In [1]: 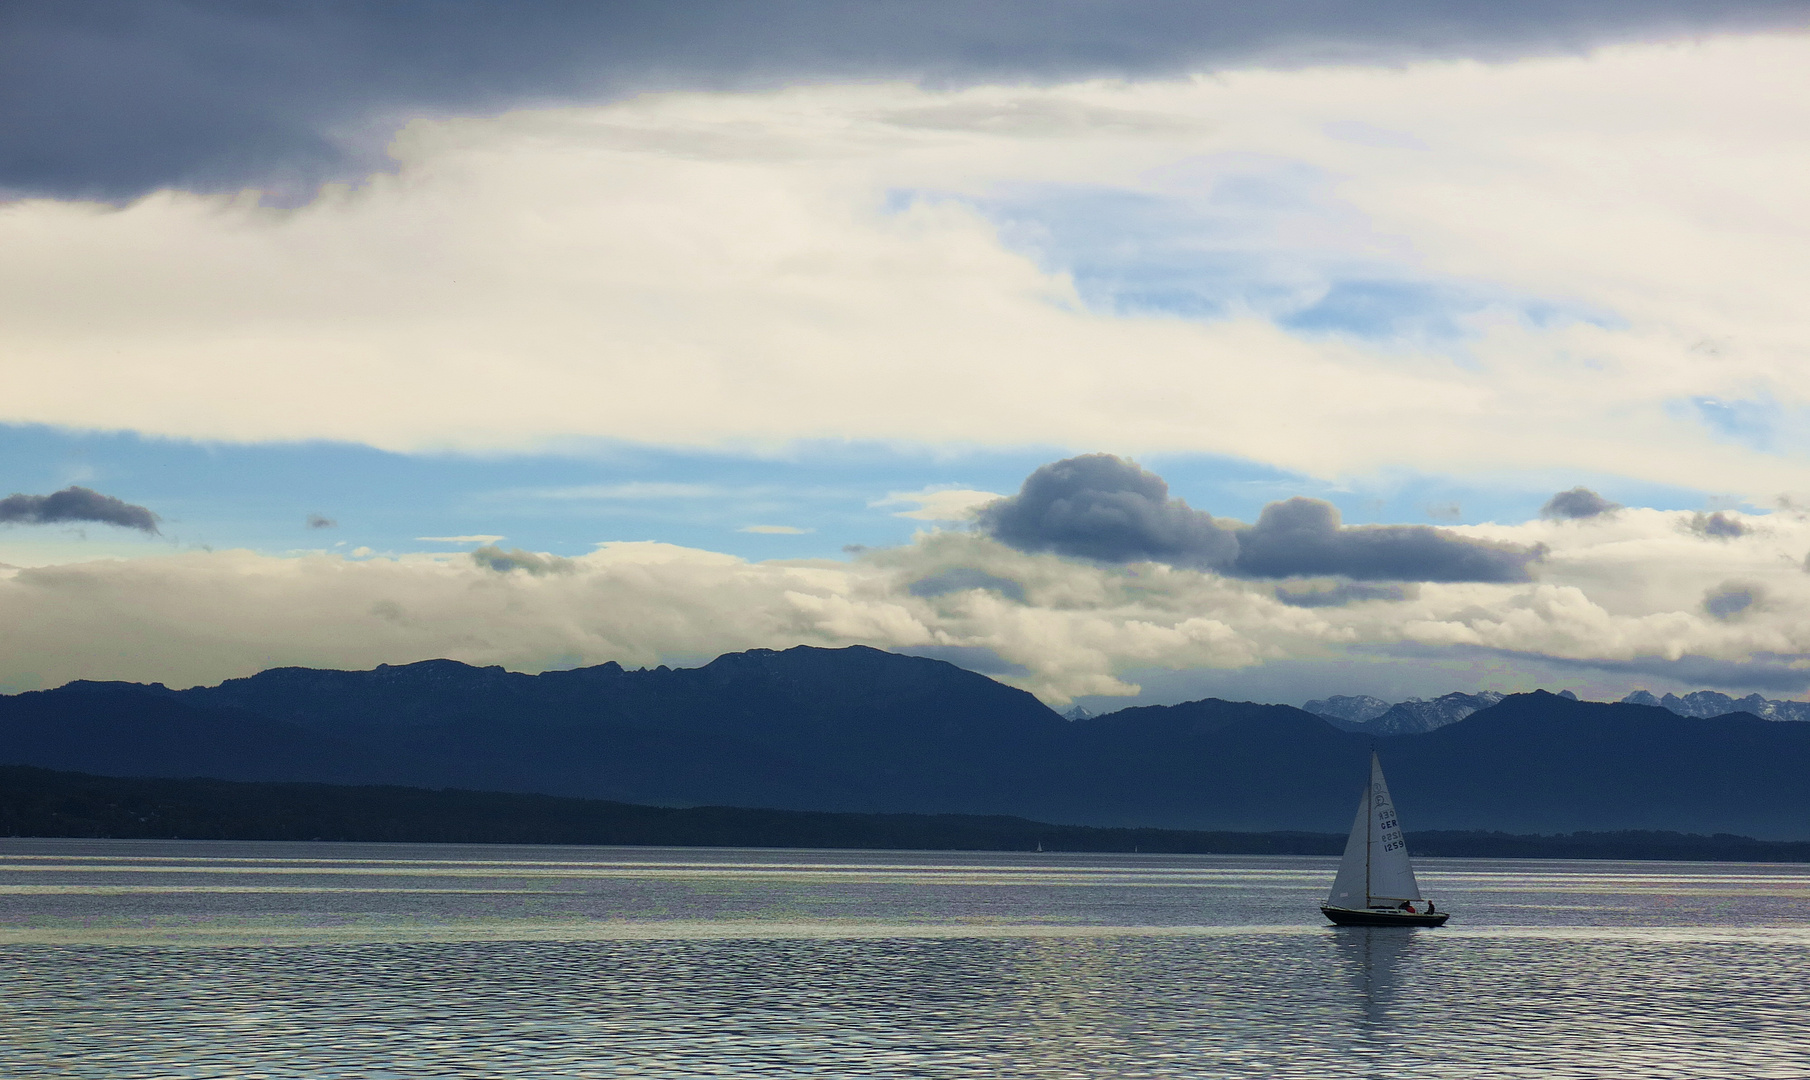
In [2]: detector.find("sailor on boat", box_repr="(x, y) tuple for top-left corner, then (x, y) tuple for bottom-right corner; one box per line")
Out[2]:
(1320, 752), (1450, 927)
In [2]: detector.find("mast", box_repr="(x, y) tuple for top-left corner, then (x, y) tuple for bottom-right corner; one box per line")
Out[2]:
(1364, 753), (1373, 905)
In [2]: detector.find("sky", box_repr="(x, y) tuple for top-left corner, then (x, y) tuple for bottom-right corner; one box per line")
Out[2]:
(4, 0), (1810, 708)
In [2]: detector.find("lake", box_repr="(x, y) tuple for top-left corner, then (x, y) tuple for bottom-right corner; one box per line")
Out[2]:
(3, 839), (1808, 1078)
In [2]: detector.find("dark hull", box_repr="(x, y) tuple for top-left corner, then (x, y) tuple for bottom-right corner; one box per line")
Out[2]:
(1321, 905), (1450, 927)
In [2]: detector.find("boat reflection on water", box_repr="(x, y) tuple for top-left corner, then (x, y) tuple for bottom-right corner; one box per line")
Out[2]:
(1332, 924), (1426, 1036)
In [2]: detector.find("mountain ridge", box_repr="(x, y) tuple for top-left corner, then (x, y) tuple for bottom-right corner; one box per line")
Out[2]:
(8, 647), (1810, 837)
(1622, 688), (1810, 723)
(1306, 690), (1506, 735)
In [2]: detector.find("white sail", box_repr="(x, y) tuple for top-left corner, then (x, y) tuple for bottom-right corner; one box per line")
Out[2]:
(1365, 754), (1422, 903)
(1326, 784), (1371, 908)
(1325, 752), (1423, 908)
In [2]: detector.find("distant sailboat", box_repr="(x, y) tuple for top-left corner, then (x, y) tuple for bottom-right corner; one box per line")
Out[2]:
(1321, 752), (1450, 927)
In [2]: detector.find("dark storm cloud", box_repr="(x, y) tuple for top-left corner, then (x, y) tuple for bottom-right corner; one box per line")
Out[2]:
(0, 486), (160, 533)
(976, 454), (1241, 570)
(470, 545), (573, 575)
(1703, 581), (1763, 620)
(1233, 497), (1542, 582)
(1686, 511), (1749, 539)
(979, 455), (1545, 582)
(908, 568), (1028, 603)
(1541, 487), (1621, 520)
(7, 1), (1807, 201)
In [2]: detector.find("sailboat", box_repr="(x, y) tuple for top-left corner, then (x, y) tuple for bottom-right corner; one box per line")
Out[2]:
(1321, 752), (1449, 927)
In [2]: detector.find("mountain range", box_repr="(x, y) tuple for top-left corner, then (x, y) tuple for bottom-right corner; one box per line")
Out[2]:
(6, 645), (1810, 838)
(1307, 687), (1810, 734)
(1620, 689), (1810, 723)
(1304, 691), (1509, 735)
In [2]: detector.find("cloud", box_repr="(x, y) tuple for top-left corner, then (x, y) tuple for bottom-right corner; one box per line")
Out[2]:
(872, 488), (1003, 522)
(1703, 580), (1763, 620)
(907, 568), (1027, 603)
(1275, 582), (1409, 608)
(305, 513), (337, 529)
(417, 535), (506, 544)
(10, 37), (1810, 513)
(470, 545), (574, 575)
(0, 486), (159, 533)
(8, 1), (1799, 200)
(977, 454), (1240, 569)
(5, 502), (1810, 704)
(739, 525), (813, 535)
(1429, 646), (1810, 694)
(1363, 641), (1810, 703)
(980, 454), (1543, 582)
(1542, 487), (1621, 520)
(1232, 496), (1544, 583)
(896, 644), (1029, 677)
(9, 44), (1810, 504)
(1686, 511), (1749, 539)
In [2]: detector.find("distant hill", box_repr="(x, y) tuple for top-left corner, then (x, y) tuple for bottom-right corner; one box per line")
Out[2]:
(1367, 694), (1810, 837)
(7, 764), (1810, 863)
(8, 647), (1810, 837)
(26, 647), (1073, 813)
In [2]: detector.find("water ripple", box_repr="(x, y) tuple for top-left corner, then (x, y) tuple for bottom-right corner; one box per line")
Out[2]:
(2, 840), (1807, 1078)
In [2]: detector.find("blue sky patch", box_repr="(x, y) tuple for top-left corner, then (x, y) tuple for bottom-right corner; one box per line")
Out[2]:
(1279, 278), (1480, 339)
(1688, 395), (1780, 453)
(900, 168), (1611, 348)
(0, 424), (1733, 566)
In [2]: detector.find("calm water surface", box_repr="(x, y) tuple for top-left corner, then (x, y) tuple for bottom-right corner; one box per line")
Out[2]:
(4, 839), (1809, 1078)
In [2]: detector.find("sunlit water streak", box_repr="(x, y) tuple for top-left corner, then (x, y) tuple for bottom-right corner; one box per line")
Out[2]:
(3, 839), (1808, 1078)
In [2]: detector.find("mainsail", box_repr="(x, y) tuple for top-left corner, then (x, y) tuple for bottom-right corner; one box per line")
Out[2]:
(1326, 752), (1423, 909)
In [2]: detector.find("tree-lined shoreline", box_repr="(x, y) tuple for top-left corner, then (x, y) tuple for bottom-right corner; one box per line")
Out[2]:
(7, 765), (1809, 863)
